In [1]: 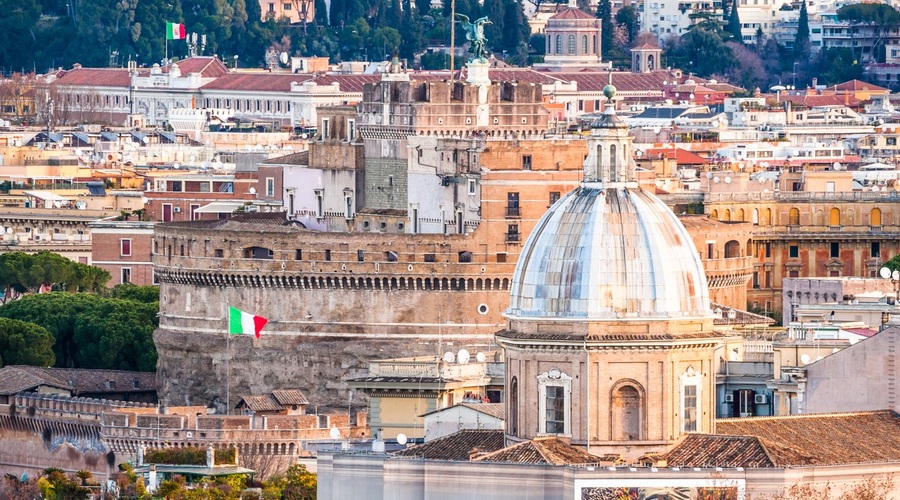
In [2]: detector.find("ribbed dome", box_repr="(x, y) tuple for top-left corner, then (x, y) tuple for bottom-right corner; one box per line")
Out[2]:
(507, 185), (710, 320)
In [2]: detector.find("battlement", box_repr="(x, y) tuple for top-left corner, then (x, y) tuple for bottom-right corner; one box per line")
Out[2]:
(8, 393), (152, 422)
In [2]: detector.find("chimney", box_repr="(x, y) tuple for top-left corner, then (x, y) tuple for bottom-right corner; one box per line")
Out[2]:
(812, 77), (818, 89)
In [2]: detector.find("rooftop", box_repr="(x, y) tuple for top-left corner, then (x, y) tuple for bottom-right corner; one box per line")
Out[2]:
(393, 429), (506, 460)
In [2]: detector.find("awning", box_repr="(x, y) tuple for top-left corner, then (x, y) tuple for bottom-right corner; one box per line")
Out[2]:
(194, 201), (246, 214)
(22, 190), (72, 202)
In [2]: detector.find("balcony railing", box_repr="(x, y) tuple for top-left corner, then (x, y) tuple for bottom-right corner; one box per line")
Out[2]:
(506, 232), (520, 242)
(506, 207), (521, 218)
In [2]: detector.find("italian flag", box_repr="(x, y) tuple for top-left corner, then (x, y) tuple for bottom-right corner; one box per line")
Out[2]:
(229, 307), (267, 338)
(166, 22), (186, 40)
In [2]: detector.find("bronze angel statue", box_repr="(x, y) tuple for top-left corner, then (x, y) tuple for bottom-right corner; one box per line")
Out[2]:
(455, 14), (492, 61)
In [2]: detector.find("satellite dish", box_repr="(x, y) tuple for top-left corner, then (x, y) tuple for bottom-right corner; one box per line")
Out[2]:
(280, 52), (289, 65)
(173, 162), (181, 169)
(457, 349), (470, 365)
(443, 351), (455, 363)
(881, 267), (892, 279)
(397, 433), (408, 445)
(894, 270), (900, 280)
(5, 227), (10, 234)
(329, 426), (340, 439)
(713, 177), (721, 184)
(476, 352), (486, 363)
(800, 354), (811, 365)
(833, 162), (842, 170)
(724, 176), (732, 184)
(249, 187), (257, 194)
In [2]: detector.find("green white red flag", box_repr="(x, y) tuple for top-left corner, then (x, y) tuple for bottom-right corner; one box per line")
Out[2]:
(229, 307), (267, 338)
(166, 22), (186, 40)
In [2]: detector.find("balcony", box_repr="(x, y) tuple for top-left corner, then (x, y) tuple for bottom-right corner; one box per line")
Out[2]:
(506, 232), (520, 243)
(506, 206), (521, 218)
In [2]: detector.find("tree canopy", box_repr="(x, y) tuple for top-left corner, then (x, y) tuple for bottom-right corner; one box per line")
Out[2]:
(0, 317), (55, 368)
(0, 252), (109, 302)
(0, 293), (158, 371)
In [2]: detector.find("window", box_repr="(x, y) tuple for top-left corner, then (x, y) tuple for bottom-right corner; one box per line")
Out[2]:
(424, 253), (436, 263)
(612, 383), (643, 440)
(537, 369), (572, 435)
(120, 239), (132, 257)
(765, 242), (772, 258)
(507, 224), (520, 242)
(215, 249), (224, 258)
(321, 118), (330, 139)
(830, 207), (841, 226)
(266, 177), (275, 197)
(522, 155), (532, 171)
(789, 245), (799, 258)
(347, 119), (356, 141)
(873, 242), (881, 258)
(830, 242), (840, 258)
(506, 192), (520, 217)
(458, 251), (472, 263)
(555, 34), (562, 54)
(468, 179), (476, 195)
(568, 34), (576, 54)
(295, 249), (302, 260)
(497, 252), (507, 263)
(357, 250), (364, 262)
(121, 268), (132, 284)
(582, 34), (588, 53)
(549, 192), (560, 205)
(324, 249), (332, 261)
(385, 251), (398, 262)
(283, 2), (291, 9)
(872, 208), (882, 226)
(314, 189), (323, 217)
(789, 207), (800, 225)
(680, 366), (701, 433)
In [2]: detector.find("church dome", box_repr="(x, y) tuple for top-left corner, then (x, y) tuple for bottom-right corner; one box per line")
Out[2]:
(507, 184), (710, 321)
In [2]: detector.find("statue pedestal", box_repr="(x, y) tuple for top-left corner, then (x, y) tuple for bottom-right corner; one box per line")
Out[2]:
(466, 59), (491, 86)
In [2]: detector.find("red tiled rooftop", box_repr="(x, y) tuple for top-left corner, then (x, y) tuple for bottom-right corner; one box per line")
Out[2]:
(833, 79), (889, 93)
(55, 68), (133, 88)
(473, 437), (598, 465)
(393, 429), (505, 460)
(201, 73), (314, 92)
(167, 57), (229, 78)
(549, 7), (596, 20)
(644, 147), (710, 164)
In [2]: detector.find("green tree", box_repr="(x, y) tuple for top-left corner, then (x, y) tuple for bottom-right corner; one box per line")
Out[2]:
(726, 0), (743, 43)
(614, 6), (638, 45)
(794, 0), (810, 59)
(110, 283), (160, 303)
(399, 0), (425, 59)
(0, 0), (42, 71)
(883, 253), (900, 273)
(0, 317), (55, 368)
(596, 0), (614, 59)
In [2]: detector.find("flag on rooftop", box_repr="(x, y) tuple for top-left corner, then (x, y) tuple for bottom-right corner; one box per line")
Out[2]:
(166, 22), (186, 40)
(229, 307), (267, 338)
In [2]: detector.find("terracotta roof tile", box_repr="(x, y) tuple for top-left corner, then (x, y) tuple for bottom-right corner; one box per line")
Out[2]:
(714, 410), (900, 466)
(473, 437), (598, 465)
(237, 395), (283, 412)
(168, 57), (229, 78)
(261, 151), (309, 165)
(272, 389), (309, 406)
(0, 366), (72, 396)
(833, 79), (889, 92)
(55, 68), (132, 88)
(315, 74), (382, 93)
(644, 147), (710, 164)
(549, 7), (596, 19)
(201, 73), (314, 92)
(393, 429), (505, 460)
(0, 366), (155, 396)
(666, 434), (777, 467)
(461, 403), (505, 419)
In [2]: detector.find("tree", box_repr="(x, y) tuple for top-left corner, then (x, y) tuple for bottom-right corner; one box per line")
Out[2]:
(726, 0), (743, 43)
(883, 253), (900, 273)
(794, 0), (810, 60)
(263, 464), (317, 500)
(109, 283), (160, 303)
(615, 6), (638, 46)
(0, 317), (55, 368)
(596, 0), (614, 59)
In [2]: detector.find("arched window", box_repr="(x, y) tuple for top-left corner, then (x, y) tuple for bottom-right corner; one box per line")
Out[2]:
(737, 208), (745, 221)
(830, 207), (841, 226)
(724, 240), (741, 258)
(789, 207), (800, 225)
(555, 34), (562, 54)
(648, 54), (655, 70)
(871, 207), (882, 226)
(710, 209), (718, 220)
(592, 35), (597, 54)
(609, 144), (618, 182)
(752, 208), (759, 225)
(568, 34), (576, 54)
(724, 209), (731, 221)
(764, 208), (772, 226)
(611, 383), (643, 441)
(582, 35), (588, 54)
(509, 376), (519, 436)
(596, 145), (604, 180)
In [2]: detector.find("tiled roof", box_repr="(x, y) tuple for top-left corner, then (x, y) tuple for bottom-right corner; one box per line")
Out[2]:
(0, 366), (72, 396)
(781, 94), (860, 107)
(495, 330), (727, 342)
(461, 403), (505, 419)
(0, 366), (155, 396)
(666, 435), (776, 467)
(844, 327), (879, 338)
(168, 57), (229, 78)
(315, 74), (382, 93)
(201, 73), (313, 92)
(714, 410), (900, 466)
(54, 68), (132, 88)
(473, 437), (598, 465)
(393, 429), (505, 460)
(833, 79), (889, 92)
(272, 389), (309, 406)
(549, 7), (596, 20)
(237, 395), (284, 412)
(554, 71), (682, 92)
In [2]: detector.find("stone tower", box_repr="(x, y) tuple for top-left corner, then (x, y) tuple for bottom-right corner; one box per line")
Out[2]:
(496, 84), (722, 461)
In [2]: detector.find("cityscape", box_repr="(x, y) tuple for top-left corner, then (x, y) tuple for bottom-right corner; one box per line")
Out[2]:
(2, 0), (900, 498)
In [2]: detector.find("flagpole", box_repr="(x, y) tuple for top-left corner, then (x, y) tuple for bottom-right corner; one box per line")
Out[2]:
(226, 330), (231, 415)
